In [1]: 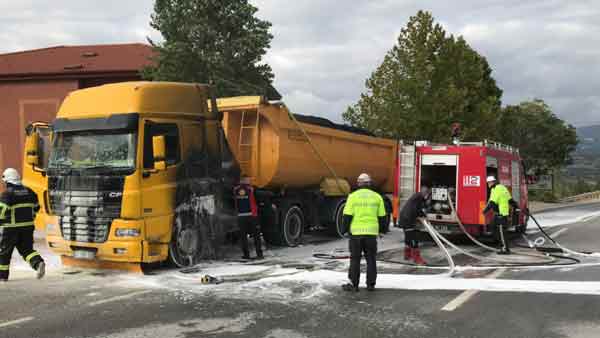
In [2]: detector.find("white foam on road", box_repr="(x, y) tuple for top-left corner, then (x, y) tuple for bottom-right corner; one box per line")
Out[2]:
(529, 209), (600, 231)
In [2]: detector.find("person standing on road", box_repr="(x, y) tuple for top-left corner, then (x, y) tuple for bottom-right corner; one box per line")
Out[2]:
(0, 168), (45, 281)
(483, 176), (517, 254)
(397, 186), (431, 265)
(341, 173), (387, 292)
(234, 177), (263, 260)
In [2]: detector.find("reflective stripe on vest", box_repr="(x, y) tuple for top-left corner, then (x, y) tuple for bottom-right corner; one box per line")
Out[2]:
(0, 264), (9, 271)
(0, 203), (36, 227)
(0, 202), (8, 219)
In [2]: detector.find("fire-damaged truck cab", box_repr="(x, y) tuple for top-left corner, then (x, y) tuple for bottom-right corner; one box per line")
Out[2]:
(394, 140), (528, 236)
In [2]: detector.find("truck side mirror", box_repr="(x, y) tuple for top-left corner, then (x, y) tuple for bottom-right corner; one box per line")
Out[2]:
(152, 135), (166, 171)
(25, 132), (40, 166)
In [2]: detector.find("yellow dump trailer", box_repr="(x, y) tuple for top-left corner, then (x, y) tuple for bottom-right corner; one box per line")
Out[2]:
(218, 96), (397, 192)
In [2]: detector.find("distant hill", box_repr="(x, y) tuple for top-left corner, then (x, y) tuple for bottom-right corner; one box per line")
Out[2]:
(577, 125), (600, 155)
(566, 125), (600, 182)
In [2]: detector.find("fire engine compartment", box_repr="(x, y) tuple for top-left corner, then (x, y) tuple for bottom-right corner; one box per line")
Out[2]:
(420, 164), (457, 217)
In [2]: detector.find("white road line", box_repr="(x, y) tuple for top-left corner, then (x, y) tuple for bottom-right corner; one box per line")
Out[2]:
(550, 228), (568, 239)
(0, 317), (34, 329)
(88, 290), (152, 307)
(441, 268), (505, 312)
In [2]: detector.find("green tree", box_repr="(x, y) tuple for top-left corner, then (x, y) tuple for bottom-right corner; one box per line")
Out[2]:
(497, 99), (578, 174)
(143, 0), (276, 98)
(343, 10), (502, 141)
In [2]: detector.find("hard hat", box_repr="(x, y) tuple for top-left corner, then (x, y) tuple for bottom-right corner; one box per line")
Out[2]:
(2, 168), (21, 185)
(357, 173), (372, 184)
(486, 176), (497, 183)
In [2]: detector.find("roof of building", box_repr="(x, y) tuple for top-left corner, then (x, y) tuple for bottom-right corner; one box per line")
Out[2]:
(0, 43), (155, 80)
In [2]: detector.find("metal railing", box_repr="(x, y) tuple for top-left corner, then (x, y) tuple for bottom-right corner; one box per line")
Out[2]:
(558, 191), (600, 203)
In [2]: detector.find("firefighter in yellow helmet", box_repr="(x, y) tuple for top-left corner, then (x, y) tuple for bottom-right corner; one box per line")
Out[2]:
(341, 173), (387, 292)
(0, 168), (45, 281)
(483, 176), (518, 254)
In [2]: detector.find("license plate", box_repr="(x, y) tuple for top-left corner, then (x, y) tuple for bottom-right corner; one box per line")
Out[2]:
(73, 250), (96, 260)
(434, 225), (452, 234)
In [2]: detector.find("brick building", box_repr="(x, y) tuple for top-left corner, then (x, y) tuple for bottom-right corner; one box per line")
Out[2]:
(0, 43), (154, 173)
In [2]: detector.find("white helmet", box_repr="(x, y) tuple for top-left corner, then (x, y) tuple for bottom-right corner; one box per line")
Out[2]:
(486, 176), (497, 183)
(357, 173), (372, 185)
(2, 168), (21, 185)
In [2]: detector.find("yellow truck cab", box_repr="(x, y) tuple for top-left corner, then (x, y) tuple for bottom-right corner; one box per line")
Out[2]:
(23, 82), (240, 268)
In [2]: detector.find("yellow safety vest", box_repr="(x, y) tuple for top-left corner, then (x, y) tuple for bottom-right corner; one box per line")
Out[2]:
(343, 188), (386, 236)
(489, 184), (512, 217)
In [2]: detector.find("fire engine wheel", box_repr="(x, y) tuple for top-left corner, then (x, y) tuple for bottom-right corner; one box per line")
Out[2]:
(168, 216), (201, 268)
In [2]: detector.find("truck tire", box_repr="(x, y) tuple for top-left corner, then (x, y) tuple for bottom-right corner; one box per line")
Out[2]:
(263, 202), (304, 247)
(328, 200), (347, 238)
(168, 213), (201, 268)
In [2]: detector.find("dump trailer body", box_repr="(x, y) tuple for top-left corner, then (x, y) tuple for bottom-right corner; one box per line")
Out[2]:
(217, 96), (397, 192)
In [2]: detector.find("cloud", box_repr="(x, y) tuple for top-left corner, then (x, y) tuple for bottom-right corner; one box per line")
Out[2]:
(0, 1), (599, 126)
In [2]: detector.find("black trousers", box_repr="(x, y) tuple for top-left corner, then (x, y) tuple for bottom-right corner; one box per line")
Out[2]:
(348, 235), (378, 287)
(492, 216), (510, 251)
(0, 226), (44, 280)
(239, 216), (263, 258)
(403, 225), (419, 248)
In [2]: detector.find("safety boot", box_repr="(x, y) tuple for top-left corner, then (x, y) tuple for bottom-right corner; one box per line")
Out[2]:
(412, 248), (427, 265)
(404, 246), (412, 260)
(36, 261), (45, 280)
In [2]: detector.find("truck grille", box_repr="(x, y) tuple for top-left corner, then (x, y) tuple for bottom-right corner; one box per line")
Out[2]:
(49, 175), (125, 243)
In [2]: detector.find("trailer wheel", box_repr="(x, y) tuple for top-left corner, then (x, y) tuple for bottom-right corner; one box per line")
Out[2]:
(168, 214), (201, 268)
(328, 200), (347, 238)
(281, 205), (304, 246)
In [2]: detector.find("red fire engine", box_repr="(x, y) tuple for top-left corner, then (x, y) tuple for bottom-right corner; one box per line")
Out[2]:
(393, 140), (528, 236)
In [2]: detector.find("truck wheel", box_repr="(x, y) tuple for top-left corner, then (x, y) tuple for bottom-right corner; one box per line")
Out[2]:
(328, 200), (346, 238)
(168, 214), (200, 268)
(281, 205), (304, 247)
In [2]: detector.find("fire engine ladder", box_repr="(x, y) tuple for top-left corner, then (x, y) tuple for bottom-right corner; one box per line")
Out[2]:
(238, 110), (260, 180)
(398, 143), (416, 210)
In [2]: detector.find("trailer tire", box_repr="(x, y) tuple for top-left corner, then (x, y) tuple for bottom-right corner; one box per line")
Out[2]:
(263, 202), (304, 247)
(328, 200), (347, 238)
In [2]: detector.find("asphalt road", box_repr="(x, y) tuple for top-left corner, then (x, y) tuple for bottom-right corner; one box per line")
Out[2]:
(1, 202), (600, 338)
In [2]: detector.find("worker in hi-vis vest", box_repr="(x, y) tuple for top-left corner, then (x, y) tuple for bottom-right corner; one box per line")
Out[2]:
(483, 176), (518, 254)
(341, 173), (387, 292)
(0, 168), (45, 281)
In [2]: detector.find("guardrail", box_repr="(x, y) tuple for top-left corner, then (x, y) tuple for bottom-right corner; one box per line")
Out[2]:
(558, 191), (600, 203)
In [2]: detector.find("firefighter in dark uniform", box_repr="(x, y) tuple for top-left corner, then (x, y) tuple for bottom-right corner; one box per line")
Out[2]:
(341, 173), (387, 292)
(483, 176), (518, 254)
(397, 186), (430, 265)
(234, 177), (263, 259)
(0, 168), (45, 281)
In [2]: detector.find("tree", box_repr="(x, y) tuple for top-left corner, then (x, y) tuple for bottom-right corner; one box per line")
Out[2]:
(497, 99), (578, 173)
(343, 10), (502, 141)
(143, 0), (277, 98)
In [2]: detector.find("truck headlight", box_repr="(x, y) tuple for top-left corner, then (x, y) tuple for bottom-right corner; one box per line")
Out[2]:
(115, 229), (141, 237)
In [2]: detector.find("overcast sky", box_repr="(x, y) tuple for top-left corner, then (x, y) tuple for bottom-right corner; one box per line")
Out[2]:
(1, 1), (599, 126)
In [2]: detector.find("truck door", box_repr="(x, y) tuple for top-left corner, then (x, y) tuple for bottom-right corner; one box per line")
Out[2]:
(140, 120), (180, 240)
(22, 122), (52, 230)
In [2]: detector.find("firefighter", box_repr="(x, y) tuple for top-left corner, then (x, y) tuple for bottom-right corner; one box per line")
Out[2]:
(483, 176), (517, 254)
(341, 173), (387, 292)
(234, 177), (263, 260)
(397, 186), (431, 265)
(0, 168), (45, 281)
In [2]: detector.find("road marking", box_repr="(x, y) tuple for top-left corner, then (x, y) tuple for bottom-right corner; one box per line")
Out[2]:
(441, 268), (505, 312)
(550, 228), (568, 239)
(0, 317), (34, 329)
(88, 290), (152, 307)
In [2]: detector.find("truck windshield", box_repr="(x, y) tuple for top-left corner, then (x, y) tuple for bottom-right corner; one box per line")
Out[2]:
(49, 131), (137, 170)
